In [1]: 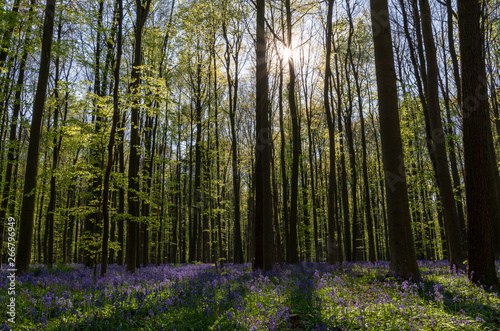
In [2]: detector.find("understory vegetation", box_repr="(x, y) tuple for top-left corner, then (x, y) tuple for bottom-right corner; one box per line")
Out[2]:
(1, 261), (499, 330)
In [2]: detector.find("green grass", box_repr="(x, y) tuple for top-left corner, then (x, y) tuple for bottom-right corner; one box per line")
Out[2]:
(1, 261), (499, 330)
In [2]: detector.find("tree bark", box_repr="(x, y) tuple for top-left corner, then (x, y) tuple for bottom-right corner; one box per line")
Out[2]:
(346, 4), (375, 262)
(45, 21), (63, 267)
(285, 0), (300, 264)
(0, 2), (32, 267)
(458, 0), (499, 288)
(278, 59), (289, 261)
(101, 0), (122, 275)
(222, 24), (243, 263)
(324, 0), (339, 265)
(369, 0), (419, 278)
(16, 0), (57, 275)
(254, 0), (274, 271)
(127, 0), (151, 273)
(419, 0), (465, 269)
(117, 110), (126, 265)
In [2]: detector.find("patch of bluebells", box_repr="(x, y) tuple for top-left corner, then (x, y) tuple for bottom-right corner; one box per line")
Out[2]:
(0, 260), (498, 330)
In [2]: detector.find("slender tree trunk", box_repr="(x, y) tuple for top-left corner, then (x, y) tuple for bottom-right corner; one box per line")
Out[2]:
(439, 49), (466, 245)
(324, 0), (339, 265)
(127, 0), (151, 273)
(223, 25), (243, 263)
(343, 2), (361, 261)
(0, 4), (32, 265)
(16, 0), (57, 275)
(345, 72), (359, 261)
(45, 18), (67, 267)
(117, 112), (126, 266)
(305, 86), (319, 261)
(345, 2), (375, 262)
(83, 0), (106, 269)
(278, 60), (289, 261)
(285, 0), (300, 264)
(191, 60), (203, 262)
(331, 35), (351, 262)
(358, 82), (375, 262)
(202, 129), (210, 263)
(101, 0), (122, 275)
(213, 49), (222, 267)
(271, 147), (282, 264)
(63, 149), (80, 264)
(188, 104), (195, 262)
(254, 0), (274, 271)
(35, 154), (48, 263)
(176, 112), (183, 263)
(158, 134), (167, 265)
(419, 0), (465, 269)
(446, 0), (462, 109)
(141, 112), (156, 266)
(360, 88), (375, 262)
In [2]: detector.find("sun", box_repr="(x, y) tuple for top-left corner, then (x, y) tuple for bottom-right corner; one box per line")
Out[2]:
(282, 46), (293, 62)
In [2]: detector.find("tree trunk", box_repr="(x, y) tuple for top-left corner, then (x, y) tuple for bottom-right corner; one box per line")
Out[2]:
(0, 4), (32, 266)
(222, 24), (243, 263)
(254, 0), (274, 271)
(369, 0), (419, 278)
(304, 81), (319, 261)
(127, 0), (151, 273)
(285, 0), (300, 264)
(192, 60), (203, 262)
(345, 1), (375, 262)
(117, 111), (126, 266)
(459, 0), (499, 288)
(331, 35), (351, 262)
(439, 47), (466, 248)
(419, 0), (465, 269)
(324, 0), (339, 265)
(101, 0), (122, 275)
(16, 0), (57, 275)
(278, 60), (289, 261)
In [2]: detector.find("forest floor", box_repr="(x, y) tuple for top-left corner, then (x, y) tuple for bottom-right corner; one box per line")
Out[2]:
(1, 260), (499, 330)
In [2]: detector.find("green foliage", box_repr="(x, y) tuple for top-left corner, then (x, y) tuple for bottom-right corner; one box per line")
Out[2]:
(6, 262), (500, 330)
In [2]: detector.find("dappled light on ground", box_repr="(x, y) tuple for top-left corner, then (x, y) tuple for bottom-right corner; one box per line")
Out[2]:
(1, 261), (499, 330)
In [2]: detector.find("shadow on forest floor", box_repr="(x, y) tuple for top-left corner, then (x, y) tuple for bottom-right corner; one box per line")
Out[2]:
(415, 277), (500, 329)
(54, 267), (251, 331)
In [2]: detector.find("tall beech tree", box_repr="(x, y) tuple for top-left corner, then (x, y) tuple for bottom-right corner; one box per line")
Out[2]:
(222, 13), (244, 264)
(369, 0), (419, 278)
(324, 0), (339, 265)
(254, 0), (274, 271)
(346, 0), (375, 262)
(344, 0), (360, 261)
(458, 0), (500, 288)
(285, 0), (300, 264)
(127, 0), (152, 274)
(45, 19), (64, 267)
(83, 0), (106, 268)
(331, 31), (351, 262)
(101, 0), (123, 276)
(418, 0), (465, 269)
(16, 0), (57, 275)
